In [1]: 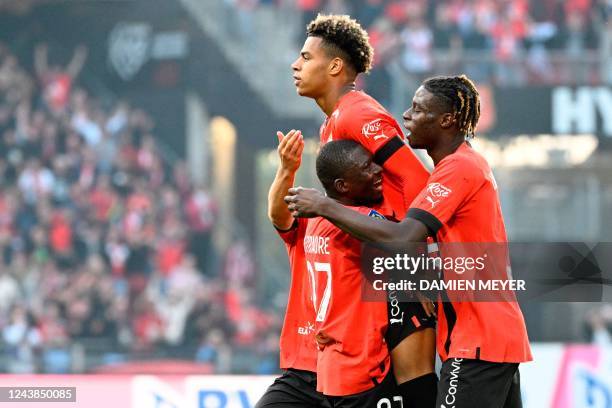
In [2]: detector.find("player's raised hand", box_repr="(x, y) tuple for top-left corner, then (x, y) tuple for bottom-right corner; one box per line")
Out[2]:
(284, 187), (328, 218)
(276, 129), (304, 173)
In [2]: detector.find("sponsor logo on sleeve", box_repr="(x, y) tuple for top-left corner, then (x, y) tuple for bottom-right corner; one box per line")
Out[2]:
(425, 183), (452, 208)
(426, 196), (439, 208)
(362, 119), (384, 138)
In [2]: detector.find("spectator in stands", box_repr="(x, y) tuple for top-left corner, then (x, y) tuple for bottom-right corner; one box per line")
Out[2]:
(2, 305), (42, 373)
(585, 305), (612, 346)
(594, 0), (612, 83)
(357, 0), (386, 28)
(131, 295), (163, 351)
(559, 12), (597, 83)
(297, 0), (323, 39)
(0, 41), (270, 374)
(399, 12), (434, 80)
(195, 328), (231, 373)
(322, 0), (350, 15)
(0, 269), (20, 317)
(34, 43), (87, 116)
(185, 185), (217, 276)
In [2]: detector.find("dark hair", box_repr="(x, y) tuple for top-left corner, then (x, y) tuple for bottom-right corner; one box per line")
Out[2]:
(307, 14), (373, 74)
(316, 140), (363, 192)
(422, 74), (481, 138)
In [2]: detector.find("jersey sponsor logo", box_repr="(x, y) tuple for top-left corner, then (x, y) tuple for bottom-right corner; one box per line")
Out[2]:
(387, 289), (404, 325)
(427, 182), (452, 197)
(373, 134), (389, 141)
(362, 119), (384, 138)
(441, 358), (463, 408)
(368, 209), (386, 220)
(425, 182), (452, 208)
(425, 196), (439, 208)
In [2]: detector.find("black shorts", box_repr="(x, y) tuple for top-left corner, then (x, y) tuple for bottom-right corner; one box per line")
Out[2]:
(255, 369), (330, 408)
(437, 358), (523, 408)
(384, 287), (436, 350)
(327, 369), (403, 408)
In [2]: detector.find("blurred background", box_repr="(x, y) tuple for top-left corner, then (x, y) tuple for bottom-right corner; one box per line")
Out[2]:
(0, 0), (611, 406)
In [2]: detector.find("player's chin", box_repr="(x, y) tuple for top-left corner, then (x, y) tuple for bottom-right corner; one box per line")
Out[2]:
(407, 136), (425, 149)
(295, 85), (309, 97)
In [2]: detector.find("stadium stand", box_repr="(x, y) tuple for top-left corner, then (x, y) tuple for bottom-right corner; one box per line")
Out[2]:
(0, 41), (280, 374)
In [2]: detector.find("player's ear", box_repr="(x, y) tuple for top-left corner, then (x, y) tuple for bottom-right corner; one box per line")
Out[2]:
(329, 57), (343, 76)
(440, 112), (456, 129)
(334, 178), (348, 194)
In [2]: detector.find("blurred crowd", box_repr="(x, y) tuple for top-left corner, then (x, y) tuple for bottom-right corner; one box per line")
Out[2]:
(0, 42), (280, 374)
(586, 304), (612, 346)
(226, 0), (612, 91)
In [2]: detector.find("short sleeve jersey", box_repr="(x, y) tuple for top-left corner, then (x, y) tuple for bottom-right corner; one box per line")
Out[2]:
(319, 90), (429, 218)
(304, 208), (390, 396)
(276, 219), (318, 372)
(407, 142), (532, 363)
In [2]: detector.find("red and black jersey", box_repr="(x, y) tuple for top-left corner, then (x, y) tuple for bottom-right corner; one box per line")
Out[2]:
(276, 219), (318, 372)
(408, 142), (532, 363)
(319, 90), (430, 218)
(304, 207), (390, 396)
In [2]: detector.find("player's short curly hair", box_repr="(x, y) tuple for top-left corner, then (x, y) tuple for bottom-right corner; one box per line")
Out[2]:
(307, 14), (373, 74)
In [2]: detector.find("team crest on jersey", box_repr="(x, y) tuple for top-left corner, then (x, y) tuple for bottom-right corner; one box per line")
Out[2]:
(362, 119), (383, 138)
(368, 209), (386, 220)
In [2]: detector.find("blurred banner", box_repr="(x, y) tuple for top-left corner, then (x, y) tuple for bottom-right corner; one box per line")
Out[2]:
(0, 345), (611, 407)
(484, 86), (612, 141)
(522, 344), (612, 408)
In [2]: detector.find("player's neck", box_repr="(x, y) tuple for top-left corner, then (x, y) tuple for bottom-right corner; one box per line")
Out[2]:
(327, 193), (356, 207)
(316, 83), (355, 117)
(428, 137), (465, 166)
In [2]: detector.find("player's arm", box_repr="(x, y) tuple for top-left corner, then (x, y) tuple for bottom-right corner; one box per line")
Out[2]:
(285, 187), (428, 251)
(377, 139), (430, 206)
(285, 157), (476, 247)
(267, 129), (304, 230)
(66, 44), (88, 79)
